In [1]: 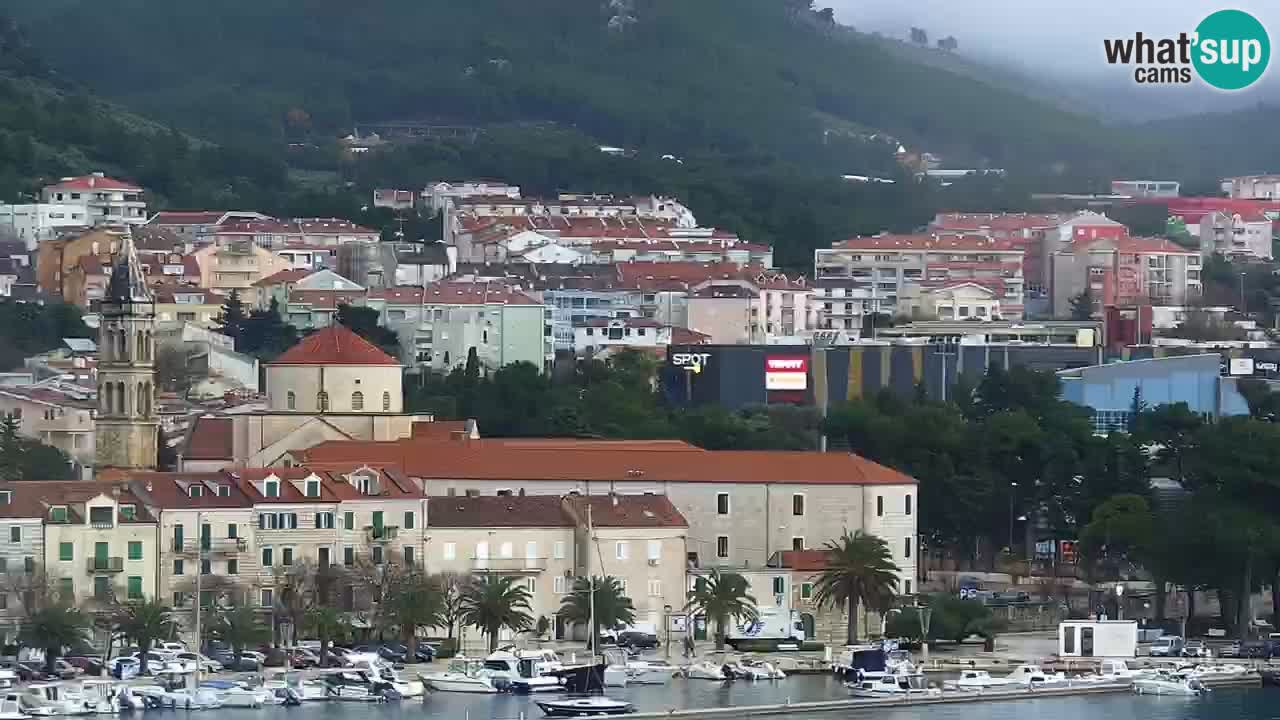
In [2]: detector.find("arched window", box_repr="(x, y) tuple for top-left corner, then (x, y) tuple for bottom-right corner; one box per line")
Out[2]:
(102, 383), (113, 413)
(116, 330), (125, 360)
(317, 391), (329, 412)
(137, 384), (146, 417)
(143, 331), (152, 362)
(116, 382), (126, 415)
(286, 391), (296, 410)
(144, 382), (152, 416)
(351, 391), (364, 411)
(136, 331), (143, 361)
(382, 392), (391, 411)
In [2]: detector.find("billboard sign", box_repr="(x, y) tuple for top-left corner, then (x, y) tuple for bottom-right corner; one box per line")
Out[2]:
(765, 355), (808, 390)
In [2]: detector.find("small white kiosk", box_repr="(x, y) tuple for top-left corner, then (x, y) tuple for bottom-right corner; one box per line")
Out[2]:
(1059, 620), (1138, 658)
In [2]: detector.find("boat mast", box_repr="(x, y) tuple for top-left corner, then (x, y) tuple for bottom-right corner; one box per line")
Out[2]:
(587, 501), (595, 660)
(194, 510), (202, 676)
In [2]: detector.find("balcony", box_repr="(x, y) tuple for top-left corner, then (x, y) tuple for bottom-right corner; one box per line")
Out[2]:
(366, 526), (399, 542)
(172, 538), (246, 555)
(471, 557), (547, 573)
(86, 557), (123, 573)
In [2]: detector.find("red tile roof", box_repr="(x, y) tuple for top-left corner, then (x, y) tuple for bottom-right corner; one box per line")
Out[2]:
(831, 233), (1023, 252)
(1077, 235), (1197, 255)
(253, 268), (314, 287)
(0, 481), (154, 522)
(215, 218), (377, 236)
(671, 327), (712, 345)
(566, 494), (687, 528)
(932, 213), (1065, 232)
(425, 494), (687, 528)
(185, 417), (234, 460)
(269, 324), (400, 366)
(295, 438), (915, 486)
(774, 549), (831, 571)
(369, 283), (540, 306)
(149, 211), (227, 226)
(46, 175), (141, 192)
(130, 472), (250, 509)
(286, 289), (365, 309)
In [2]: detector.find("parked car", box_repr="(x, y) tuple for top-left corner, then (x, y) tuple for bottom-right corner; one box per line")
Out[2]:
(64, 656), (105, 676)
(176, 652), (222, 673)
(286, 649), (317, 668)
(385, 643), (434, 663)
(1242, 640), (1271, 659)
(0, 661), (40, 682)
(1149, 635), (1185, 657)
(352, 644), (407, 664)
(987, 591), (1031, 605)
(209, 652), (260, 672)
(1181, 641), (1209, 658)
(617, 631), (660, 650)
(108, 657), (140, 679)
(1220, 640), (1242, 658)
(156, 642), (187, 654)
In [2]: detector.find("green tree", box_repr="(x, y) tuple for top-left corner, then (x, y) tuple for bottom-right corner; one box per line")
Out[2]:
(303, 606), (347, 667)
(214, 289), (248, 347)
(0, 415), (21, 481)
(438, 572), (468, 643)
(336, 304), (400, 359)
(113, 599), (177, 676)
(385, 572), (443, 660)
(811, 531), (900, 644)
(684, 569), (757, 651)
(460, 575), (534, 652)
(558, 576), (635, 651)
(206, 605), (269, 668)
(19, 605), (89, 675)
(239, 298), (301, 362)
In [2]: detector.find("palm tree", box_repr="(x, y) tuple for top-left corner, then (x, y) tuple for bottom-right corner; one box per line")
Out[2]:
(19, 605), (89, 675)
(811, 530), (900, 645)
(112, 600), (176, 676)
(460, 575), (533, 652)
(684, 569), (757, 651)
(558, 576), (635, 652)
(384, 572), (443, 661)
(304, 606), (347, 667)
(206, 606), (269, 668)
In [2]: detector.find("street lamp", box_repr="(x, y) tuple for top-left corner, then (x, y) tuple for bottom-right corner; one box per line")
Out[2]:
(664, 605), (673, 661)
(1115, 584), (1125, 621)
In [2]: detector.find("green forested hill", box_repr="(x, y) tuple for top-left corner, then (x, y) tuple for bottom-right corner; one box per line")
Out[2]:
(2, 0), (1162, 179)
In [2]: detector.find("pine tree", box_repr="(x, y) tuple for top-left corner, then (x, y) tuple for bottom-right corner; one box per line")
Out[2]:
(214, 289), (248, 348)
(0, 415), (20, 481)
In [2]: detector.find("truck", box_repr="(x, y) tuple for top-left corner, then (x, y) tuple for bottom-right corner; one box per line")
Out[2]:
(726, 609), (806, 651)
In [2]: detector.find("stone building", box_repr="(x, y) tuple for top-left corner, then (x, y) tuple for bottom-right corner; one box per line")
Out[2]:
(95, 230), (157, 471)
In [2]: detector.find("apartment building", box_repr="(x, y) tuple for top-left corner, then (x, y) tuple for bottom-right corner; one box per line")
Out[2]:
(152, 288), (226, 328)
(1199, 210), (1273, 259)
(0, 385), (96, 476)
(427, 494), (688, 645)
(210, 218), (379, 250)
(0, 203), (88, 250)
(0, 486), (46, 644)
(41, 174), (147, 226)
(1051, 236), (1201, 318)
(145, 211), (271, 246)
(1225, 175), (1280, 200)
(814, 234), (1026, 329)
(192, 241), (291, 306)
(424, 180), (521, 215)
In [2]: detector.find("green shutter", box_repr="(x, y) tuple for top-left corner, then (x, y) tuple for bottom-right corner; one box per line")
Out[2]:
(59, 542), (73, 561)
(372, 511), (383, 529)
(127, 576), (142, 600)
(227, 523), (238, 539)
(173, 524), (184, 551)
(58, 577), (73, 599)
(344, 511), (353, 530)
(93, 576), (109, 599)
(404, 511), (414, 529)
(128, 541), (142, 560)
(50, 507), (67, 523)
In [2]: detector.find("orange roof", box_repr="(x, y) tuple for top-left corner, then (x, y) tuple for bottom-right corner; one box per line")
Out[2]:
(287, 289), (365, 309)
(254, 268), (314, 287)
(775, 549), (831, 571)
(932, 213), (1064, 232)
(426, 494), (686, 528)
(46, 175), (141, 192)
(295, 438), (915, 486)
(268, 324), (399, 366)
(369, 283), (540, 306)
(1077, 235), (1197, 255)
(831, 233), (1023, 252)
(149, 211), (227, 225)
(185, 417), (233, 460)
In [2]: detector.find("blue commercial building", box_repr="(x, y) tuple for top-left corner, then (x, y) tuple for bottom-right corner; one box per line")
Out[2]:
(1057, 354), (1250, 434)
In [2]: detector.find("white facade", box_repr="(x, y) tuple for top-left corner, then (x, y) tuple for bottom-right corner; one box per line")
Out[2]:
(1199, 211), (1273, 259)
(41, 174), (147, 227)
(0, 204), (89, 250)
(1226, 175), (1280, 200)
(265, 364), (403, 414)
(574, 319), (670, 356)
(0, 388), (95, 475)
(424, 181), (521, 215)
(897, 282), (1003, 321)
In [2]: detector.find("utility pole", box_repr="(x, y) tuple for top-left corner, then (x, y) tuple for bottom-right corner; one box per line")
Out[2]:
(193, 511), (202, 678)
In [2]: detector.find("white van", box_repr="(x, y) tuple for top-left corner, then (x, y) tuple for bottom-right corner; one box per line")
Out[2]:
(1149, 635), (1185, 657)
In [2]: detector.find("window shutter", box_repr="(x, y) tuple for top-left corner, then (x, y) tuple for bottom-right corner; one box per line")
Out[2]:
(291, 513), (299, 529)
(258, 515), (266, 530)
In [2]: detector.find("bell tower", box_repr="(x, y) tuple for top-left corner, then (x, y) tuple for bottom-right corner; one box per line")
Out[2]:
(95, 228), (157, 472)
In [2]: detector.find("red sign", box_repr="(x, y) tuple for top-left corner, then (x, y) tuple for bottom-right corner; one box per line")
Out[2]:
(765, 356), (808, 390)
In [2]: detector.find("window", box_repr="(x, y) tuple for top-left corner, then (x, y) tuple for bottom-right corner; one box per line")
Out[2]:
(261, 547), (273, 566)
(615, 541), (629, 561)
(800, 582), (813, 600)
(553, 541), (565, 560)
(189, 485), (203, 498)
(792, 537), (804, 551)
(127, 576), (143, 600)
(372, 511), (385, 530)
(227, 559), (238, 575)
(443, 542), (456, 561)
(260, 588), (274, 608)
(173, 524), (184, 551)
(344, 511), (354, 530)
(772, 576), (785, 595)
(217, 485), (231, 497)
(372, 546), (383, 565)
(648, 579), (662, 597)
(904, 537), (911, 559)
(792, 494), (805, 516)
(305, 479), (319, 497)
(59, 542), (73, 561)
(128, 541), (142, 560)
(8, 527), (18, 543)
(0, 491), (11, 505)
(343, 546), (354, 566)
(716, 493), (730, 515)
(200, 559), (211, 575)
(524, 577), (536, 594)
(404, 546), (415, 565)
(876, 496), (884, 517)
(647, 540), (661, 561)
(553, 576), (566, 594)
(618, 579), (628, 594)
(264, 480), (280, 498)
(382, 392), (391, 411)
(716, 536), (729, 558)
(22, 556), (31, 573)
(50, 506), (68, 523)
(351, 391), (364, 411)
(282, 548), (294, 566)
(173, 559), (184, 576)
(58, 578), (73, 600)
(317, 392), (329, 411)
(315, 512), (334, 529)
(286, 391), (296, 410)
(227, 523), (238, 539)
(94, 576), (110, 600)
(905, 494), (912, 516)
(173, 592), (187, 608)
(904, 580), (912, 595)
(404, 511), (415, 529)
(1063, 626), (1076, 655)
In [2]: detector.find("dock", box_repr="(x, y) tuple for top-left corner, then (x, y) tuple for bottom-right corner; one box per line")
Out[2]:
(624, 675), (1260, 719)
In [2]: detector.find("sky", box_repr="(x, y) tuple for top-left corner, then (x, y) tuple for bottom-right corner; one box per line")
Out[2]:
(828, 0), (1278, 78)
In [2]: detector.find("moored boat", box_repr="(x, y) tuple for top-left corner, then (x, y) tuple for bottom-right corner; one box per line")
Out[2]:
(943, 669), (1015, 690)
(419, 658), (500, 693)
(1133, 671), (1209, 696)
(536, 696), (635, 717)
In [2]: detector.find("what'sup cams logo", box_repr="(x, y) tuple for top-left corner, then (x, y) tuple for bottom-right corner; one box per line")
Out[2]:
(1104, 9), (1269, 90)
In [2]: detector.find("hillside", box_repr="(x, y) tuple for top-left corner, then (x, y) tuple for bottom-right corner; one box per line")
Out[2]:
(4, 0), (1169, 180)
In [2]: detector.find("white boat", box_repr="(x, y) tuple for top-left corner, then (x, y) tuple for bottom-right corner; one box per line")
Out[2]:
(1003, 664), (1069, 688)
(482, 650), (564, 693)
(316, 671), (388, 702)
(346, 655), (426, 698)
(535, 696), (635, 717)
(1133, 671), (1209, 696)
(0, 672), (18, 691)
(1189, 663), (1251, 679)
(943, 669), (1015, 690)
(78, 680), (143, 713)
(603, 660), (674, 687)
(682, 661), (726, 680)
(0, 693), (31, 720)
(262, 671), (330, 703)
(420, 658), (500, 693)
(129, 686), (222, 710)
(1074, 660), (1151, 684)
(199, 682), (268, 708)
(733, 659), (784, 680)
(847, 668), (940, 697)
(20, 684), (91, 716)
